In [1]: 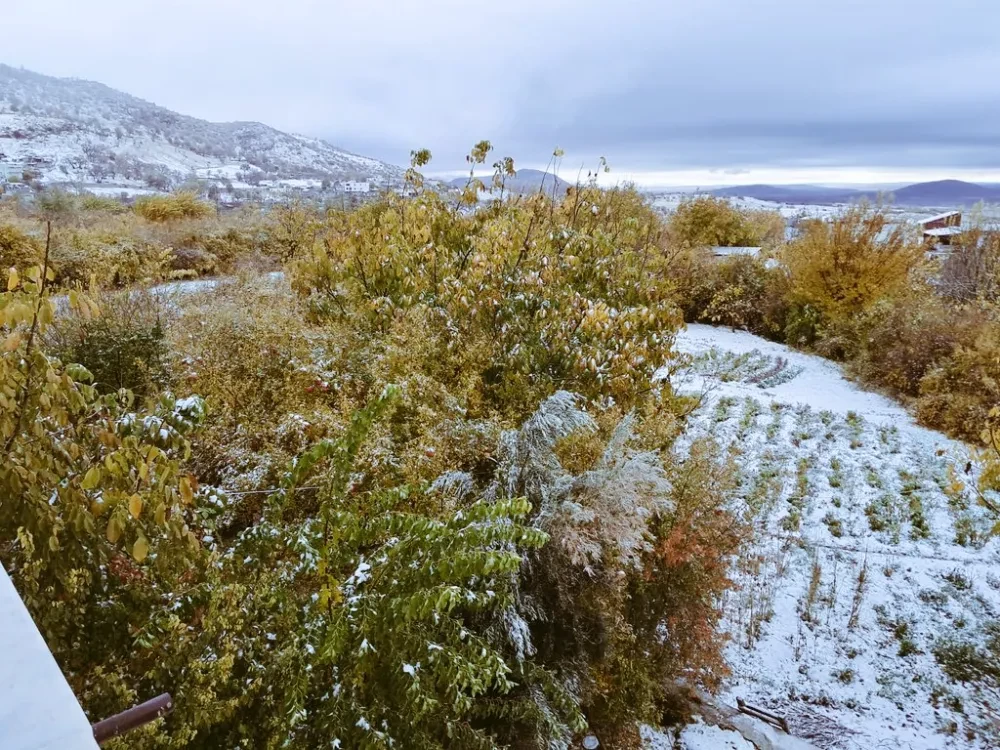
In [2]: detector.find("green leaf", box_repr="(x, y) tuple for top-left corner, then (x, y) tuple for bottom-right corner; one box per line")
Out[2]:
(81, 466), (102, 490)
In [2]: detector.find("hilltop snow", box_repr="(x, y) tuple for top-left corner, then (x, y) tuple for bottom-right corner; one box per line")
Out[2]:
(0, 64), (402, 190)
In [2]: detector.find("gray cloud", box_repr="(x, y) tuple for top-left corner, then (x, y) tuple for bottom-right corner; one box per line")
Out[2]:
(5, 0), (1000, 178)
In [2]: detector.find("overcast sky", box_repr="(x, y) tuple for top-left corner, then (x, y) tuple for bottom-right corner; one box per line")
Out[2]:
(6, 0), (1000, 186)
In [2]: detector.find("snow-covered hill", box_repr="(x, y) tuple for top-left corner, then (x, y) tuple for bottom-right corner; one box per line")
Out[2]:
(0, 64), (402, 190)
(671, 325), (1000, 749)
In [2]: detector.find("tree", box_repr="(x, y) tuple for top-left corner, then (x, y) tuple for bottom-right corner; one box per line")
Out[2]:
(1, 234), (210, 728)
(668, 196), (774, 249)
(782, 205), (924, 325)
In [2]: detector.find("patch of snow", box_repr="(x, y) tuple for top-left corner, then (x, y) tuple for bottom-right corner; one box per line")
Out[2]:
(670, 323), (1000, 749)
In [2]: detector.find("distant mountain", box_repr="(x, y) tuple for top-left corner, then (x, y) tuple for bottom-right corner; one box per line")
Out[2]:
(887, 179), (1000, 206)
(449, 168), (572, 195)
(0, 64), (402, 190)
(709, 184), (861, 204)
(710, 179), (1000, 207)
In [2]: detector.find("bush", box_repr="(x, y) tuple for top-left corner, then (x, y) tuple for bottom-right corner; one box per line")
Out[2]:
(668, 196), (781, 250)
(1, 265), (211, 739)
(293, 181), (681, 419)
(782, 205), (924, 327)
(1, 150), (750, 748)
(79, 193), (130, 214)
(916, 323), (1000, 441)
(685, 254), (790, 335)
(938, 226), (1000, 302)
(45, 288), (169, 395)
(50, 231), (172, 287)
(134, 192), (215, 223)
(845, 292), (983, 398)
(0, 222), (43, 269)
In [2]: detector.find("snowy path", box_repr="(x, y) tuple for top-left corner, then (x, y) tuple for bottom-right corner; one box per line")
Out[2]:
(668, 324), (1000, 750)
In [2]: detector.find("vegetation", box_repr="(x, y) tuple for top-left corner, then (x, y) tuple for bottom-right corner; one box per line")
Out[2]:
(672, 200), (1000, 446)
(1, 155), (743, 748)
(6, 152), (1000, 746)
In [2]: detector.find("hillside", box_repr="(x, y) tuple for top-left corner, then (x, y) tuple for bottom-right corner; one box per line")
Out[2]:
(449, 167), (573, 195)
(0, 64), (402, 190)
(889, 179), (1000, 206)
(710, 180), (1000, 207)
(709, 184), (862, 204)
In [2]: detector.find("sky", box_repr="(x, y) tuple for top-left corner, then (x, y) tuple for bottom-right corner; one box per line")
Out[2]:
(5, 0), (1000, 187)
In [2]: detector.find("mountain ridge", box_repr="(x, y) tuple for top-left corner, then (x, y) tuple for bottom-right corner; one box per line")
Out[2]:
(709, 179), (1000, 207)
(447, 168), (573, 195)
(0, 63), (402, 190)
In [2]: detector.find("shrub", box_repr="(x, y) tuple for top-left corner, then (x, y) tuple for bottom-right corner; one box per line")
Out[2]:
(50, 231), (172, 287)
(1, 263), (211, 734)
(668, 196), (781, 249)
(45, 288), (169, 395)
(938, 226), (1000, 302)
(134, 192), (215, 223)
(293, 174), (681, 419)
(688, 254), (790, 335)
(0, 222), (43, 269)
(426, 392), (743, 743)
(916, 323), (1000, 441)
(846, 292), (982, 398)
(204, 387), (580, 749)
(79, 193), (130, 214)
(782, 205), (924, 327)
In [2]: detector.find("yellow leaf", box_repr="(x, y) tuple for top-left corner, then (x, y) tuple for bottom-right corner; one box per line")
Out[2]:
(106, 518), (122, 543)
(128, 494), (143, 520)
(6, 267), (18, 291)
(179, 476), (194, 505)
(154, 504), (166, 525)
(133, 536), (149, 563)
(138, 462), (149, 482)
(81, 466), (102, 490)
(2, 332), (22, 352)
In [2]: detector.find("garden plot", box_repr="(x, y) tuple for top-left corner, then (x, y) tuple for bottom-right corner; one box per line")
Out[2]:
(672, 324), (1000, 750)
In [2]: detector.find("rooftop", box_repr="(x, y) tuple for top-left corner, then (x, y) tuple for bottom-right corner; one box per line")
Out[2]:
(917, 210), (961, 226)
(923, 226), (964, 237)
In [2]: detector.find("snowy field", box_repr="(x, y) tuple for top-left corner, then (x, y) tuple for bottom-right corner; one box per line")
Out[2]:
(666, 324), (1000, 749)
(647, 192), (1000, 225)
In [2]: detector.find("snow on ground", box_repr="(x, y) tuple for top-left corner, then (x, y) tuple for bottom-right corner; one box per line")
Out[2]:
(670, 324), (1000, 750)
(642, 720), (755, 749)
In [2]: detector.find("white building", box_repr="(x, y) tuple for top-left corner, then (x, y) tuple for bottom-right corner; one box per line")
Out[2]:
(341, 180), (371, 194)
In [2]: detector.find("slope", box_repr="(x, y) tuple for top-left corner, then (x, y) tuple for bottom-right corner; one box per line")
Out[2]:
(449, 168), (573, 195)
(670, 324), (1000, 750)
(0, 64), (402, 189)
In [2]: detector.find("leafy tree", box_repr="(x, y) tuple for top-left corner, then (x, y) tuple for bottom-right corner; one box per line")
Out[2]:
(1, 238), (210, 729)
(668, 196), (778, 250)
(782, 205), (924, 325)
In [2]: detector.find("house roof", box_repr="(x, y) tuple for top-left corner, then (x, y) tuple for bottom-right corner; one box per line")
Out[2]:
(711, 246), (762, 256)
(0, 563), (99, 750)
(917, 211), (961, 226)
(923, 226), (964, 237)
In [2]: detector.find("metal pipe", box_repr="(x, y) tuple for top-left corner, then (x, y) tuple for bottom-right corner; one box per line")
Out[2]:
(92, 693), (173, 745)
